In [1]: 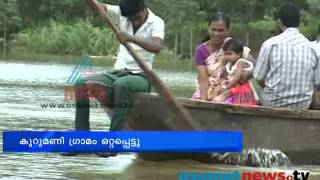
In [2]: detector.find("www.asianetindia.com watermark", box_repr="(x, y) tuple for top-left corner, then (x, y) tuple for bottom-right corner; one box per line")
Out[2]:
(179, 170), (310, 180)
(40, 102), (133, 109)
(41, 85), (133, 109)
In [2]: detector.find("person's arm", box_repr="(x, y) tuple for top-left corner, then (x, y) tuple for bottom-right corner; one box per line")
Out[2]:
(227, 61), (245, 89)
(253, 42), (271, 88)
(197, 66), (209, 100)
(243, 46), (256, 64)
(314, 46), (320, 87)
(194, 45), (210, 100)
(315, 65), (320, 89)
(117, 33), (164, 53)
(238, 47), (255, 84)
(247, 53), (256, 64)
(117, 17), (165, 54)
(239, 53), (255, 84)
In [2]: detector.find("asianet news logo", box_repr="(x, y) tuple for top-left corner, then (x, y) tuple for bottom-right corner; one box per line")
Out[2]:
(179, 170), (310, 180)
(66, 55), (93, 85)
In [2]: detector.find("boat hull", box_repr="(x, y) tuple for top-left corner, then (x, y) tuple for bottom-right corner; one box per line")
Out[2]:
(123, 93), (320, 165)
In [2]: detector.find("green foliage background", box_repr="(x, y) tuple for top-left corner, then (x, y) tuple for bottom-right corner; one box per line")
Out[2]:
(1, 0), (319, 59)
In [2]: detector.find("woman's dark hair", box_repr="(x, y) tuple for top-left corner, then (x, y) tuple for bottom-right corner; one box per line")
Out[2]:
(208, 12), (231, 29)
(222, 38), (243, 55)
(278, 3), (300, 28)
(119, 0), (146, 17)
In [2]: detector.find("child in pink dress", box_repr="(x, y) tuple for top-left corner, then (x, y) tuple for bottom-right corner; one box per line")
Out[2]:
(213, 38), (256, 105)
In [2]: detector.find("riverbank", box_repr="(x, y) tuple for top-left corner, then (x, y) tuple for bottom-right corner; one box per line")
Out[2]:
(1, 50), (195, 72)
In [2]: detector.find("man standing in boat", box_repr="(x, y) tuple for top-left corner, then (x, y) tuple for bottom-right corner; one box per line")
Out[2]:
(63, 0), (165, 157)
(254, 3), (320, 110)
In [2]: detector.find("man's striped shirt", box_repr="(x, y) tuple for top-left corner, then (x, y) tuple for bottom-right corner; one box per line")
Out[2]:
(254, 28), (320, 110)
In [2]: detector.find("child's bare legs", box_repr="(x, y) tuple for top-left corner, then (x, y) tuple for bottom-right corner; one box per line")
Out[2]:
(213, 89), (231, 102)
(208, 84), (222, 101)
(207, 77), (220, 101)
(213, 80), (231, 103)
(210, 85), (222, 101)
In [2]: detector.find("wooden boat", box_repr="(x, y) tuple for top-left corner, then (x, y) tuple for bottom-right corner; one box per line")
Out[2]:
(123, 93), (320, 165)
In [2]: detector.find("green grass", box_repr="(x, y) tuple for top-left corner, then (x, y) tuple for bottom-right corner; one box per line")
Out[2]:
(3, 19), (195, 72)
(11, 20), (118, 56)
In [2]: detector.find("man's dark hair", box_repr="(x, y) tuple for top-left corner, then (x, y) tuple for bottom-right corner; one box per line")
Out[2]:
(223, 38), (243, 55)
(208, 12), (231, 29)
(119, 0), (146, 17)
(279, 3), (300, 28)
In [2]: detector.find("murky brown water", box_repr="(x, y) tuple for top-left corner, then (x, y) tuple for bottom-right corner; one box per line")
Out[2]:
(0, 61), (319, 180)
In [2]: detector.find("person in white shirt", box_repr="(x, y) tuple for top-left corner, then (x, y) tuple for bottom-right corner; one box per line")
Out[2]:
(63, 0), (165, 157)
(254, 3), (320, 110)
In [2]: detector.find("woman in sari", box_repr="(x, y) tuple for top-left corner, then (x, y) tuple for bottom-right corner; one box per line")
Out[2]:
(192, 12), (255, 101)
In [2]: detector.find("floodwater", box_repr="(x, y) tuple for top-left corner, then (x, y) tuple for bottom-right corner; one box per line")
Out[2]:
(0, 60), (319, 180)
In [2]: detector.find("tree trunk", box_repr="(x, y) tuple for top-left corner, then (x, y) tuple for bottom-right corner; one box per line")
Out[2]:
(180, 31), (183, 58)
(174, 32), (178, 57)
(3, 15), (7, 60)
(50, 0), (53, 18)
(246, 30), (250, 47)
(190, 28), (193, 60)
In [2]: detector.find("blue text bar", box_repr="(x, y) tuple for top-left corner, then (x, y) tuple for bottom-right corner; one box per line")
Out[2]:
(3, 131), (242, 153)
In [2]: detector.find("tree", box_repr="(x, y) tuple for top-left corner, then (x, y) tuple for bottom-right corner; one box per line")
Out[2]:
(147, 0), (207, 58)
(307, 0), (320, 39)
(6, 0), (319, 58)
(0, 0), (21, 59)
(16, 0), (89, 27)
